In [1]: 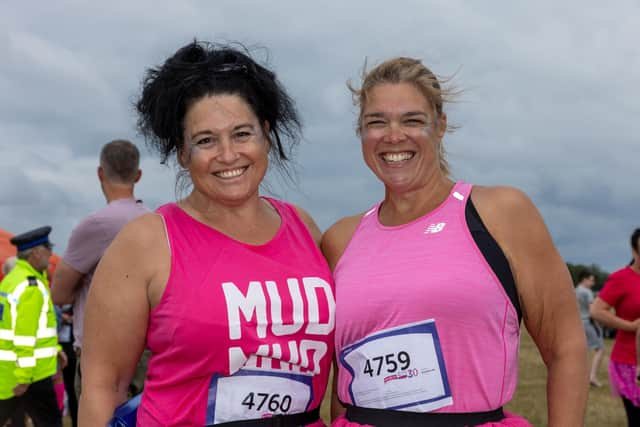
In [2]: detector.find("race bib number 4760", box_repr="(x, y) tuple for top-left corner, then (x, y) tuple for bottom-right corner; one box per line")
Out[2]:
(339, 319), (452, 412)
(206, 369), (313, 424)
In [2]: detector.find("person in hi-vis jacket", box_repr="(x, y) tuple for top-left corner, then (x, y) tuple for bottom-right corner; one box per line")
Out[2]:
(0, 226), (67, 427)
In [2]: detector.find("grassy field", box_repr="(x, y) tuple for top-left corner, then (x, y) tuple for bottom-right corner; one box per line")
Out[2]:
(319, 331), (628, 426)
(505, 331), (626, 426)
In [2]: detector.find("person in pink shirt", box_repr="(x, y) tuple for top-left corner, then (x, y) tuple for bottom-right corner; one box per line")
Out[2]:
(591, 228), (640, 426)
(322, 57), (587, 426)
(78, 41), (335, 426)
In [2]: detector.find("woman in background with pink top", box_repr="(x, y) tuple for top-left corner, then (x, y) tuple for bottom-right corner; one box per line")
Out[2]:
(79, 41), (335, 426)
(591, 228), (640, 426)
(321, 57), (587, 426)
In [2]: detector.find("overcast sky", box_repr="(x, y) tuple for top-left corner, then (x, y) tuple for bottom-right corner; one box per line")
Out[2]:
(0, 1), (637, 273)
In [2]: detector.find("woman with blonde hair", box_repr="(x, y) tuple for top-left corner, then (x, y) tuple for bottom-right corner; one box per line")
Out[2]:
(323, 57), (587, 426)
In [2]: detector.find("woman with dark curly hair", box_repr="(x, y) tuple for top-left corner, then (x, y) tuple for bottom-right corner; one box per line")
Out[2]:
(79, 41), (335, 426)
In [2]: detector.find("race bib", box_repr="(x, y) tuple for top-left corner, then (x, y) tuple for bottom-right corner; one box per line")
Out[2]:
(339, 319), (452, 412)
(206, 368), (314, 424)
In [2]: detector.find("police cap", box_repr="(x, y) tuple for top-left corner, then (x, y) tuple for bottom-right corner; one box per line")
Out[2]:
(10, 226), (53, 252)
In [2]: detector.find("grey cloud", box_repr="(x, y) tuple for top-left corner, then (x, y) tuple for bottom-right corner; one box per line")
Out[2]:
(0, 0), (638, 272)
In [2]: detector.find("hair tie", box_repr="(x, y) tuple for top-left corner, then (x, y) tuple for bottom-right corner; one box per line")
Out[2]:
(212, 63), (249, 74)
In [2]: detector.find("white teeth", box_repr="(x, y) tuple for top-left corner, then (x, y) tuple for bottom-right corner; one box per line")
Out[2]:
(382, 152), (414, 162)
(215, 167), (246, 178)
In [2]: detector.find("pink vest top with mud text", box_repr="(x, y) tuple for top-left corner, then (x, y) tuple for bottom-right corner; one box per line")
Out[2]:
(138, 199), (335, 426)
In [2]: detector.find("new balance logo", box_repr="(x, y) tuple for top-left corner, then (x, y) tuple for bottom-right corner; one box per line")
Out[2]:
(424, 222), (446, 234)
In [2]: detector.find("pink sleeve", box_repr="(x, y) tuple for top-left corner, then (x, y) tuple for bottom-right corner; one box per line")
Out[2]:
(62, 216), (106, 274)
(598, 272), (623, 308)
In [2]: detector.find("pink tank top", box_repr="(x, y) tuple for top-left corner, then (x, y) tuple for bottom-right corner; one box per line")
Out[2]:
(334, 182), (520, 413)
(138, 199), (335, 426)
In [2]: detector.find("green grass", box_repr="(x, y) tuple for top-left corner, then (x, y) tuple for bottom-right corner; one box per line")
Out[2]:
(505, 331), (625, 426)
(319, 331), (627, 426)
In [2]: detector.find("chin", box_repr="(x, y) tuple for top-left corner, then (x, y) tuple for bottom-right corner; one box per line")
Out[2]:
(382, 178), (414, 191)
(218, 192), (259, 205)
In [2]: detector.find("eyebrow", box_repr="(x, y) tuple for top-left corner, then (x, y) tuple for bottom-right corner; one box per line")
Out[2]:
(362, 113), (386, 120)
(363, 111), (429, 120)
(190, 123), (256, 140)
(403, 111), (429, 118)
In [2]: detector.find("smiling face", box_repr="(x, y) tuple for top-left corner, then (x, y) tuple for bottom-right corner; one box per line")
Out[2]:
(180, 94), (270, 207)
(360, 82), (447, 194)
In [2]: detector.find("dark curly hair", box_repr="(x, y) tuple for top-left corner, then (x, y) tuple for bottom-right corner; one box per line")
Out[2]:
(136, 40), (301, 176)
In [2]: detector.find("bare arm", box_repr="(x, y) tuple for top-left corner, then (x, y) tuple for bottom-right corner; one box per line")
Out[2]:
(590, 297), (639, 332)
(53, 216), (103, 305)
(474, 186), (587, 427)
(321, 214), (362, 420)
(78, 214), (167, 425)
(51, 260), (84, 305)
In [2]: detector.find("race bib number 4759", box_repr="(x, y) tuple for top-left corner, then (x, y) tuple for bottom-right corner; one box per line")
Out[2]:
(339, 319), (452, 412)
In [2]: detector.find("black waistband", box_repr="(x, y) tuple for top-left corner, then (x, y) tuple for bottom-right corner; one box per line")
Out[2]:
(345, 405), (504, 427)
(208, 407), (320, 427)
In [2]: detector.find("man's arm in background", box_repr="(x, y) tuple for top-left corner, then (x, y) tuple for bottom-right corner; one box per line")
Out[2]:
(52, 215), (102, 305)
(52, 260), (84, 305)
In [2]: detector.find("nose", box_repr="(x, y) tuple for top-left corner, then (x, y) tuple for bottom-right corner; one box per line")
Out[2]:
(216, 139), (239, 163)
(385, 122), (406, 144)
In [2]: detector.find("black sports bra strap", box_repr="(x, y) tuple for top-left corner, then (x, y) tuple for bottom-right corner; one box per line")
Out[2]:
(465, 197), (522, 323)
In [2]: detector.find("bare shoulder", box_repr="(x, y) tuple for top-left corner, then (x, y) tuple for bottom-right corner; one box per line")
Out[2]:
(102, 213), (168, 274)
(114, 212), (166, 250)
(293, 205), (322, 246)
(91, 212), (170, 307)
(470, 184), (553, 276)
(470, 185), (542, 239)
(471, 185), (535, 218)
(321, 213), (365, 271)
(471, 183), (569, 303)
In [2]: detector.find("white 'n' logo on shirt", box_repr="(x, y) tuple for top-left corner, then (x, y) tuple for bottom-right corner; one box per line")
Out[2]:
(424, 222), (446, 234)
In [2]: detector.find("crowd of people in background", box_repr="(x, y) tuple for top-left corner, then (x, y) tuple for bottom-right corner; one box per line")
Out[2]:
(0, 140), (149, 426)
(0, 39), (638, 427)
